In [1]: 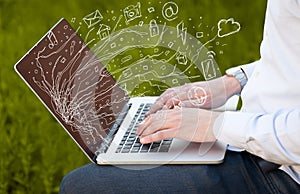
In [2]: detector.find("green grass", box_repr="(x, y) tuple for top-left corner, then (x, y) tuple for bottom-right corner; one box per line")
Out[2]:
(0, 0), (266, 193)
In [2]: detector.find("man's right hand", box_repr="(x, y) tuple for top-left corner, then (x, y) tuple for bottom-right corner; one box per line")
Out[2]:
(147, 75), (241, 115)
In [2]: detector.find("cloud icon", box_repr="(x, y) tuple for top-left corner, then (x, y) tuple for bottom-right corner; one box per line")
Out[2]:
(217, 18), (241, 38)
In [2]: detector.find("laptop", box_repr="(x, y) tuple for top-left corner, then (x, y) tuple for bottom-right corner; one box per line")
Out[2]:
(14, 18), (236, 165)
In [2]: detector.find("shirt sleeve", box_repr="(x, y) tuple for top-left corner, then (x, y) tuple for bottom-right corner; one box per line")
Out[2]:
(239, 60), (260, 79)
(214, 109), (300, 165)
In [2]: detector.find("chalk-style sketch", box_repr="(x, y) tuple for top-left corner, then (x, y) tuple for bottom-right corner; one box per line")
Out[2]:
(28, 20), (127, 155)
(123, 2), (142, 24)
(177, 21), (187, 45)
(148, 7), (155, 13)
(97, 24), (111, 40)
(217, 18), (241, 38)
(162, 1), (179, 21)
(83, 10), (103, 28)
(47, 31), (58, 49)
(196, 31), (203, 39)
(149, 19), (160, 37)
(122, 68), (133, 78)
(120, 55), (133, 64)
(28, 2), (241, 156)
(176, 52), (188, 65)
(201, 58), (217, 80)
(88, 22), (223, 101)
(187, 86), (208, 107)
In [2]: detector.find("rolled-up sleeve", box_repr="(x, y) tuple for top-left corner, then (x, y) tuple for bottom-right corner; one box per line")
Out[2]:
(214, 109), (300, 165)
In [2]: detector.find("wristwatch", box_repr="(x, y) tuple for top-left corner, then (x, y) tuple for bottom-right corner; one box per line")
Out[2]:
(225, 67), (248, 90)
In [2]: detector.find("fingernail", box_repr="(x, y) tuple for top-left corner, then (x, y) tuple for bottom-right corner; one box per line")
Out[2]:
(139, 137), (145, 144)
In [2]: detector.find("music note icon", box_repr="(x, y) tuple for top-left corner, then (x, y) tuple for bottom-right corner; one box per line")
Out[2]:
(47, 31), (58, 49)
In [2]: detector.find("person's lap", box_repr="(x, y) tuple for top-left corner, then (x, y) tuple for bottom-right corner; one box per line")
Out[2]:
(59, 151), (300, 194)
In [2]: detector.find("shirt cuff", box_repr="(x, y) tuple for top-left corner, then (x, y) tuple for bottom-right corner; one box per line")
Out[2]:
(213, 111), (255, 149)
(240, 60), (260, 79)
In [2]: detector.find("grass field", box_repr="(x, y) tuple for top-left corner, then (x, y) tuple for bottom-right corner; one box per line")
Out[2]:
(0, 0), (266, 193)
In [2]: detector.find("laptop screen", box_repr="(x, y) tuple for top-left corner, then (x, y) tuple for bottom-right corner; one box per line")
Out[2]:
(15, 18), (128, 160)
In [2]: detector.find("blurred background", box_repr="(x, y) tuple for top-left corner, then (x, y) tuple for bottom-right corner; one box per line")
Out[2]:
(0, 0), (266, 193)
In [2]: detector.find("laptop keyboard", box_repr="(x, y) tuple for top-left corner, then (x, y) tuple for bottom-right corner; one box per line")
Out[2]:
(116, 103), (173, 153)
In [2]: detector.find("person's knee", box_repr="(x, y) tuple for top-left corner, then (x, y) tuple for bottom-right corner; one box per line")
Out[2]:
(59, 172), (73, 194)
(59, 164), (98, 194)
(59, 170), (84, 194)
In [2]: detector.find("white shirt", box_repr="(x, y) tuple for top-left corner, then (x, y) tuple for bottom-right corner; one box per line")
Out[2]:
(216, 0), (300, 183)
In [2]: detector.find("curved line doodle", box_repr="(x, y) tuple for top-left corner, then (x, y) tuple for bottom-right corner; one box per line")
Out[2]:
(28, 2), (241, 155)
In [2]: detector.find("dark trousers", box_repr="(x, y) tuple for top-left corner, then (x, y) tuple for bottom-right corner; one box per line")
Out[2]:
(59, 151), (300, 194)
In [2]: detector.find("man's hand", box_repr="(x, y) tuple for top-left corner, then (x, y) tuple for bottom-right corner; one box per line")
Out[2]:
(147, 75), (241, 115)
(137, 108), (221, 144)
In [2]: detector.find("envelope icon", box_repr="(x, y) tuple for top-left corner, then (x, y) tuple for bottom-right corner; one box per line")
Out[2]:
(83, 10), (103, 28)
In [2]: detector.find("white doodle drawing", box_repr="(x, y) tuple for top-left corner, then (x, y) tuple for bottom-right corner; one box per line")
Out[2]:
(123, 68), (133, 78)
(148, 7), (155, 13)
(123, 2), (142, 24)
(111, 15), (123, 33)
(176, 52), (188, 65)
(143, 65), (149, 70)
(161, 64), (167, 70)
(89, 23), (222, 100)
(26, 1), (243, 161)
(162, 1), (179, 21)
(70, 40), (76, 56)
(139, 21), (144, 26)
(97, 24), (111, 40)
(48, 4), (241, 155)
(187, 86), (208, 107)
(168, 42), (174, 48)
(31, 24), (133, 155)
(83, 10), (103, 28)
(149, 19), (159, 37)
(177, 21), (187, 45)
(165, 50), (170, 56)
(217, 18), (241, 38)
(201, 53), (217, 80)
(207, 50), (216, 58)
(47, 31), (58, 49)
(110, 42), (116, 48)
(196, 32), (203, 39)
(172, 78), (179, 84)
(121, 55), (133, 64)
(60, 57), (67, 63)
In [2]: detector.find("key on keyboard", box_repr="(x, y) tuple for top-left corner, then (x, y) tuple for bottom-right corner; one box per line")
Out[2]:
(116, 103), (173, 153)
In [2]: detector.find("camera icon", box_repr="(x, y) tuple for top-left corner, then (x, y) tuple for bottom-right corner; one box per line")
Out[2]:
(123, 2), (142, 24)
